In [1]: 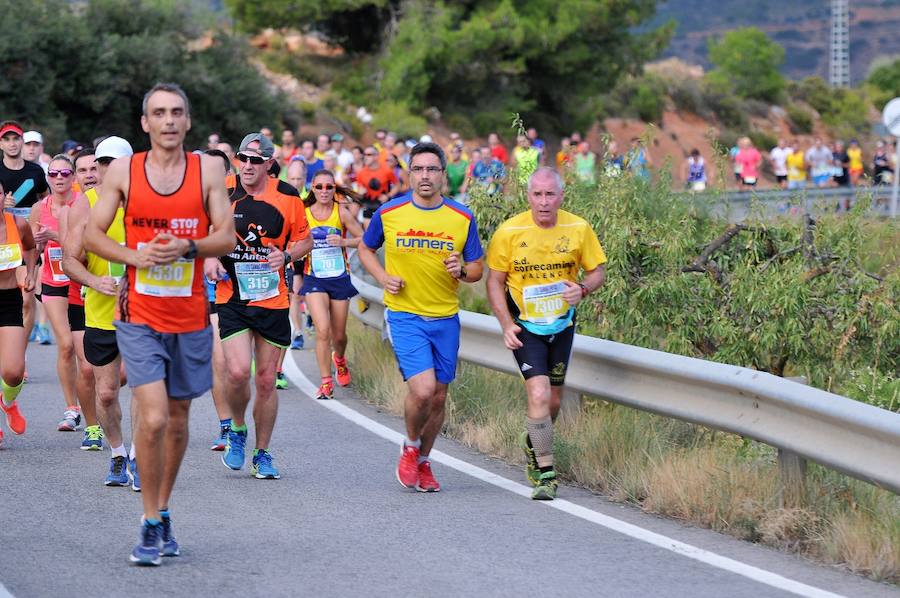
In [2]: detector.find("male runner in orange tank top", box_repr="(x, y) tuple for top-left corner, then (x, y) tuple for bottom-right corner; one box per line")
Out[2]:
(84, 82), (235, 566)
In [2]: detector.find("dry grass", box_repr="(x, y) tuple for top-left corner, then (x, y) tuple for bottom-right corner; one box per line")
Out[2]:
(346, 319), (900, 584)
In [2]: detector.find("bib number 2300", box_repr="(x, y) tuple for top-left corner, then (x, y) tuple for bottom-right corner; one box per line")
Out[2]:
(135, 242), (194, 298)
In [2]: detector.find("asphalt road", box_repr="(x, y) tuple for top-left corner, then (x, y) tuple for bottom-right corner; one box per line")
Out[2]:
(0, 342), (896, 598)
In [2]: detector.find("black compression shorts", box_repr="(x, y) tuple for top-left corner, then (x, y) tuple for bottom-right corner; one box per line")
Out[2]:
(512, 323), (575, 386)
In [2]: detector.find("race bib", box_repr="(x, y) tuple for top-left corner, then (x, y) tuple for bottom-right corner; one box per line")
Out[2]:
(135, 243), (194, 297)
(4, 207), (31, 219)
(0, 243), (22, 271)
(47, 246), (68, 282)
(311, 246), (345, 279)
(234, 261), (279, 302)
(522, 281), (569, 325)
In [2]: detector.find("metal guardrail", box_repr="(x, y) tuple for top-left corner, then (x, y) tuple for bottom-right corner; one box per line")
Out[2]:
(349, 273), (900, 495)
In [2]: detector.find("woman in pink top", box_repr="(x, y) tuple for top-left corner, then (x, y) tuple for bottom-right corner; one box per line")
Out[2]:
(736, 137), (762, 189)
(28, 154), (82, 431)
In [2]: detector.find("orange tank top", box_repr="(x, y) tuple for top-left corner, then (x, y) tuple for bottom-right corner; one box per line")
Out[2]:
(0, 212), (24, 273)
(120, 152), (210, 333)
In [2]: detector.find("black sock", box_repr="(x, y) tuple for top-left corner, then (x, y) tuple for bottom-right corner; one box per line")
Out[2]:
(539, 465), (554, 474)
(526, 434), (534, 449)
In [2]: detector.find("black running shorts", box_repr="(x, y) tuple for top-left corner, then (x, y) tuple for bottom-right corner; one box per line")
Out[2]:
(68, 303), (86, 332)
(0, 287), (23, 327)
(512, 323), (576, 386)
(217, 302), (291, 349)
(84, 327), (119, 367)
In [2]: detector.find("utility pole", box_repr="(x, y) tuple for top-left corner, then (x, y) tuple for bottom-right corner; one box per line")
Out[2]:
(829, 0), (850, 87)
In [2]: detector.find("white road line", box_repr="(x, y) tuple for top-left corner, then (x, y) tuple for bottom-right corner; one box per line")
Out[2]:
(282, 353), (844, 598)
(0, 582), (15, 598)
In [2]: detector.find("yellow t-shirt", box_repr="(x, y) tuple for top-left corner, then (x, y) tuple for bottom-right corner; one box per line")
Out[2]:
(786, 151), (807, 182)
(847, 147), (863, 171)
(362, 197), (483, 318)
(84, 188), (126, 330)
(486, 209), (606, 329)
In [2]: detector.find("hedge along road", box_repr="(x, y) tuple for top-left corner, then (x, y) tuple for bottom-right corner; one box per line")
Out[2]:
(0, 343), (895, 598)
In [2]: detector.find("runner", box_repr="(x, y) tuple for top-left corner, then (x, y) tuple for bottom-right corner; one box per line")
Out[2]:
(357, 145), (398, 227)
(1, 121), (50, 347)
(207, 132), (310, 481)
(29, 154), (86, 432)
(359, 141), (484, 493)
(285, 158), (310, 350)
(0, 180), (37, 448)
(64, 138), (144, 483)
(485, 167), (607, 500)
(786, 140), (807, 190)
(769, 139), (791, 189)
(203, 149), (234, 451)
(301, 170), (362, 400)
(84, 82), (234, 566)
(682, 149), (707, 191)
(61, 148), (101, 449)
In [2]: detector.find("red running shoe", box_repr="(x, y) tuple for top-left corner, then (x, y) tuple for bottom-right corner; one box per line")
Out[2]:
(396, 444), (419, 488)
(416, 460), (440, 492)
(316, 380), (334, 401)
(1, 400), (26, 435)
(332, 352), (351, 387)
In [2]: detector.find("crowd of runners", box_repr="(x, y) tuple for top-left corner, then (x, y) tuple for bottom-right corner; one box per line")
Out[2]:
(1, 82), (607, 565)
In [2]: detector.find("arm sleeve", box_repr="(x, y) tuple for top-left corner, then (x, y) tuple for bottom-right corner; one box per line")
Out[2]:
(461, 217), (483, 262)
(362, 210), (385, 250)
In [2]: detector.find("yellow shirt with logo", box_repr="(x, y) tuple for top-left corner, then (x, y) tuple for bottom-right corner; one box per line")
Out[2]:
(487, 209), (606, 327)
(84, 188), (126, 330)
(786, 151), (807, 182)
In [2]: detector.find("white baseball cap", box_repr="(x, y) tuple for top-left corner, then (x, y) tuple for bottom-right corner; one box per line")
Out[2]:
(419, 134), (433, 143)
(23, 131), (43, 144)
(95, 136), (134, 161)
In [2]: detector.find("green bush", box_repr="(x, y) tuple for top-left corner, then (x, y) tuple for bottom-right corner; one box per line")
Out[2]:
(748, 130), (777, 154)
(371, 101), (427, 139)
(786, 103), (814, 134)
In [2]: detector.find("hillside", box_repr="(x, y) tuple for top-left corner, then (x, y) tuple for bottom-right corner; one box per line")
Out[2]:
(653, 0), (900, 83)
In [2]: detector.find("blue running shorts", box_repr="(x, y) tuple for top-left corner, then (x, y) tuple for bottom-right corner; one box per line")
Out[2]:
(385, 310), (460, 384)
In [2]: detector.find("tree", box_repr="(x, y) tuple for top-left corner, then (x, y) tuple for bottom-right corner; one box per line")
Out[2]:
(0, 0), (289, 152)
(707, 27), (785, 103)
(866, 57), (900, 109)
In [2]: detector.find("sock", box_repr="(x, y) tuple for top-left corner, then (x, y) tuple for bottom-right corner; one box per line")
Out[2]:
(1, 379), (24, 406)
(231, 423), (248, 433)
(159, 508), (170, 519)
(404, 437), (421, 449)
(111, 444), (127, 459)
(129, 444), (137, 461)
(219, 418), (232, 428)
(417, 455), (429, 464)
(526, 415), (554, 469)
(145, 518), (161, 527)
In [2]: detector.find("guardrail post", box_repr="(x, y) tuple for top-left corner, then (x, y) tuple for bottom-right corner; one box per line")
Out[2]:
(559, 389), (582, 424)
(778, 377), (809, 508)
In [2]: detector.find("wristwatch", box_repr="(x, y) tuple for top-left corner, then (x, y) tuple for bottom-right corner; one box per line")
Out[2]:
(183, 239), (198, 260)
(458, 265), (468, 280)
(579, 282), (589, 298)
(283, 250), (292, 265)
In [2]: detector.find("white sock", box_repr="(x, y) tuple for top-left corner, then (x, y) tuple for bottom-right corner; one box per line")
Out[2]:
(111, 444), (127, 459)
(129, 444), (137, 461)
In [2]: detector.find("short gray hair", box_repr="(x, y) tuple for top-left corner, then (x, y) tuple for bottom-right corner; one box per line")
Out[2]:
(527, 167), (564, 194)
(142, 82), (190, 116)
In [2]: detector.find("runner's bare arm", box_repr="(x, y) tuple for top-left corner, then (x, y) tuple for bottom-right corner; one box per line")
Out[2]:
(358, 243), (403, 294)
(196, 154), (235, 258)
(27, 202), (44, 253)
(562, 264), (606, 306)
(486, 267), (523, 350)
(62, 195), (106, 290)
(84, 157), (146, 266)
(17, 216), (38, 293)
(336, 206), (363, 247)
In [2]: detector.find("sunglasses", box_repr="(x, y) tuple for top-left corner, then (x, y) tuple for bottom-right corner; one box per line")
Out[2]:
(313, 183), (335, 191)
(48, 169), (73, 178)
(364, 152), (377, 156)
(237, 153), (266, 165)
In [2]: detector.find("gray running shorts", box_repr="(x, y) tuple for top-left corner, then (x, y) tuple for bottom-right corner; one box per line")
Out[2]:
(114, 320), (213, 400)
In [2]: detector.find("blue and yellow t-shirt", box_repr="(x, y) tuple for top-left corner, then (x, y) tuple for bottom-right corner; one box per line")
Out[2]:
(486, 209), (606, 334)
(363, 195), (483, 318)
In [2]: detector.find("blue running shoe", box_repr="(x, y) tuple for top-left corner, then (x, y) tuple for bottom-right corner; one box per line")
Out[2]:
(37, 325), (53, 345)
(290, 334), (304, 350)
(130, 520), (162, 566)
(129, 458), (141, 492)
(251, 449), (281, 479)
(28, 326), (37, 343)
(211, 424), (229, 451)
(223, 428), (247, 470)
(160, 513), (180, 557)
(105, 456), (130, 486)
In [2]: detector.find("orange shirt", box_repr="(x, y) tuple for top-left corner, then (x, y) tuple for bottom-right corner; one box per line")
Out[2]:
(120, 152), (210, 333)
(215, 178), (309, 309)
(356, 165), (398, 202)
